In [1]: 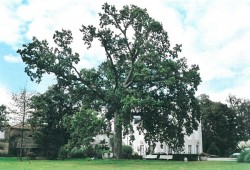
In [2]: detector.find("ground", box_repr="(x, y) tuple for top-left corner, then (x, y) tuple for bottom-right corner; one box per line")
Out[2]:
(0, 157), (250, 170)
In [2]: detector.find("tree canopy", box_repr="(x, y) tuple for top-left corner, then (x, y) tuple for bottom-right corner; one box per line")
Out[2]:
(227, 94), (250, 140)
(18, 3), (201, 159)
(29, 85), (76, 159)
(198, 94), (243, 156)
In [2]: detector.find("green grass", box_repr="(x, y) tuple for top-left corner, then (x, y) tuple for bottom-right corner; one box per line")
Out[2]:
(0, 157), (249, 170)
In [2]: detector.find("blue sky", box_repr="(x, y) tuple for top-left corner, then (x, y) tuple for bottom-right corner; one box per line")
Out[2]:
(1, 0), (250, 105)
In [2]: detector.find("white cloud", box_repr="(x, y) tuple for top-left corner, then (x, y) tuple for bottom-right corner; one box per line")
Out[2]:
(3, 55), (22, 63)
(0, 85), (11, 106)
(0, 0), (23, 46)
(1, 0), (250, 102)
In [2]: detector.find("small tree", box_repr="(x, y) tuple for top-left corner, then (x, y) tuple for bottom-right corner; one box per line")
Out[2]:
(0, 105), (8, 130)
(10, 88), (34, 160)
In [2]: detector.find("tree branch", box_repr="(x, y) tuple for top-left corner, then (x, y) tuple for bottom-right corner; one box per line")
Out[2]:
(100, 36), (119, 92)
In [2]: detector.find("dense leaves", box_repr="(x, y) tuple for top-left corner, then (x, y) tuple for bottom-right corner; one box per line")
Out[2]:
(199, 94), (242, 156)
(18, 3), (201, 158)
(227, 95), (250, 140)
(63, 108), (105, 150)
(29, 85), (76, 159)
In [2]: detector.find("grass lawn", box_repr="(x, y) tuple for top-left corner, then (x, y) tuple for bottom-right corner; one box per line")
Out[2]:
(0, 157), (249, 170)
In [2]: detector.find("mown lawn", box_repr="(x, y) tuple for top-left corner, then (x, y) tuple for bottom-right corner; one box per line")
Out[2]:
(0, 157), (249, 170)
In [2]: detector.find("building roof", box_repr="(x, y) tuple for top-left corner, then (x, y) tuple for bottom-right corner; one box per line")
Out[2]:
(11, 123), (32, 130)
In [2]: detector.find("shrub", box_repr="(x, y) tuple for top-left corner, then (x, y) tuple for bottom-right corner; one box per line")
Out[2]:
(93, 149), (103, 159)
(207, 142), (220, 156)
(131, 153), (143, 160)
(172, 154), (198, 161)
(244, 152), (250, 163)
(68, 147), (86, 158)
(85, 146), (95, 158)
(237, 149), (250, 163)
(122, 145), (133, 159)
(58, 147), (67, 160)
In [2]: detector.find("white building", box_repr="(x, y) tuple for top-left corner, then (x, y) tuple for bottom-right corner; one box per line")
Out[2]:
(122, 116), (203, 156)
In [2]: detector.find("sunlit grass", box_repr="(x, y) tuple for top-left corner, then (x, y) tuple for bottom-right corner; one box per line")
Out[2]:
(0, 157), (249, 170)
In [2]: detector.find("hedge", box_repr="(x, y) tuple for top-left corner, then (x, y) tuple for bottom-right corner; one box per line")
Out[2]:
(172, 154), (199, 161)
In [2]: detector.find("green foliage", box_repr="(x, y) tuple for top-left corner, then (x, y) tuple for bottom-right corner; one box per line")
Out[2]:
(67, 146), (101, 159)
(199, 94), (241, 156)
(207, 142), (220, 156)
(227, 95), (250, 140)
(131, 153), (143, 160)
(18, 3), (201, 159)
(68, 147), (86, 158)
(122, 145), (133, 159)
(30, 85), (74, 159)
(244, 152), (250, 163)
(63, 108), (105, 150)
(237, 149), (250, 163)
(58, 147), (67, 160)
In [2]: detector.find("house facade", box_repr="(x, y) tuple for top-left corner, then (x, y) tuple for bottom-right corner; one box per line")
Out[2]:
(0, 123), (38, 156)
(2, 119), (202, 157)
(92, 116), (203, 156)
(121, 117), (203, 156)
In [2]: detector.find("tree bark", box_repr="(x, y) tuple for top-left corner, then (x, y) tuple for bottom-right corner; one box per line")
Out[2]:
(113, 112), (123, 159)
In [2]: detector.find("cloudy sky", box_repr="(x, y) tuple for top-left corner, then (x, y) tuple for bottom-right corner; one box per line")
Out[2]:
(1, 0), (250, 105)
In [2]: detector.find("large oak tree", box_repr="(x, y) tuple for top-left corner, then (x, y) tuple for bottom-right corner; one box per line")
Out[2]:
(18, 3), (201, 159)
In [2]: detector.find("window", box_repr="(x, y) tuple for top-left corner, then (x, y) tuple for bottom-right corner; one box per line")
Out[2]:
(188, 145), (192, 154)
(196, 145), (199, 154)
(168, 146), (172, 154)
(140, 145), (144, 155)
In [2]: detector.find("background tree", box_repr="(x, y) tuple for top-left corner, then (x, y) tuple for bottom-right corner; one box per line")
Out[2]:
(63, 108), (105, 150)
(10, 88), (34, 160)
(227, 94), (250, 141)
(18, 3), (201, 159)
(199, 94), (241, 156)
(207, 142), (220, 156)
(0, 105), (8, 130)
(29, 85), (77, 159)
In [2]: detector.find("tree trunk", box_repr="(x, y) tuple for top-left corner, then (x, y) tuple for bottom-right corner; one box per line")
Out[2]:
(20, 93), (26, 161)
(113, 112), (123, 159)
